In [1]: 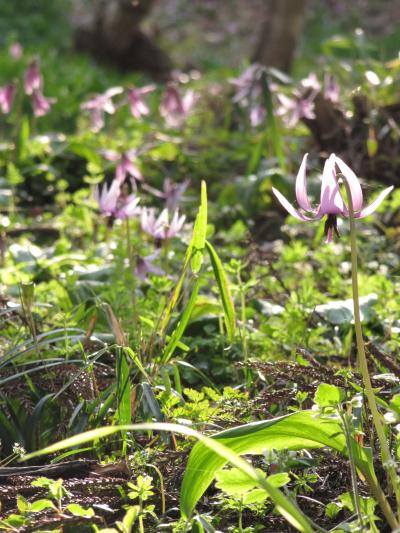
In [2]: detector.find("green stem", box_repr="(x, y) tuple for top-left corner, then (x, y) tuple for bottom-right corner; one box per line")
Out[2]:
(344, 181), (399, 528)
(237, 270), (250, 387)
(339, 410), (364, 528)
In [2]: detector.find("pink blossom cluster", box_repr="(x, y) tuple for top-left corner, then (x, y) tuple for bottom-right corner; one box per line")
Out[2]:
(0, 58), (56, 117)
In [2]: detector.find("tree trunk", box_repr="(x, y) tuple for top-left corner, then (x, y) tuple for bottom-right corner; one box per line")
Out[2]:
(253, 0), (308, 72)
(73, 0), (172, 79)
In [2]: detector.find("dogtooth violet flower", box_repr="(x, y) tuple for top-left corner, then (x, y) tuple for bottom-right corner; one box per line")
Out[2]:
(24, 60), (43, 95)
(141, 207), (185, 240)
(0, 84), (16, 114)
(94, 180), (140, 220)
(80, 87), (123, 132)
(127, 85), (155, 119)
(31, 89), (56, 117)
(272, 153), (394, 243)
(101, 150), (143, 189)
(135, 250), (164, 280)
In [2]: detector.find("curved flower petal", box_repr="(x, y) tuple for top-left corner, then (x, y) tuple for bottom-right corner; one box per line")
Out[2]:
(355, 186), (394, 219)
(295, 153), (312, 211)
(335, 156), (363, 212)
(317, 154), (345, 216)
(272, 187), (312, 221)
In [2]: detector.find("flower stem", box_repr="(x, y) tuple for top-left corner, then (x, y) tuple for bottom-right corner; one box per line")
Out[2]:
(344, 181), (400, 527)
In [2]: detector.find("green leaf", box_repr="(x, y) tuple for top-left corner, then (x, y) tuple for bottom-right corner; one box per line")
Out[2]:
(180, 410), (376, 520)
(267, 472), (291, 488)
(215, 467), (262, 495)
(116, 348), (131, 453)
(242, 488), (269, 505)
(21, 422), (313, 533)
(191, 181), (208, 274)
(205, 241), (236, 341)
(66, 503), (95, 517)
(314, 384), (345, 408)
(7, 162), (24, 185)
(17, 494), (29, 514)
(162, 276), (202, 363)
(30, 499), (56, 513)
(325, 501), (341, 519)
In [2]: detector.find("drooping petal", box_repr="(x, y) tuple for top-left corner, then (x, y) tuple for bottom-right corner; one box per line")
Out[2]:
(295, 153), (312, 211)
(272, 187), (312, 221)
(335, 156), (363, 212)
(355, 186), (394, 219)
(325, 227), (333, 243)
(317, 154), (345, 216)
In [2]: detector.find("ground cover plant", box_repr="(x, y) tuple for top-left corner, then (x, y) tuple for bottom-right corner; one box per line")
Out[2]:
(1, 1), (400, 531)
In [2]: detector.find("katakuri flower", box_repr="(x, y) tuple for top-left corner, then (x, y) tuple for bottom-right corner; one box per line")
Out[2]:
(160, 84), (196, 127)
(127, 85), (155, 119)
(9, 42), (23, 60)
(142, 178), (190, 211)
(94, 180), (140, 220)
(101, 150), (143, 188)
(24, 60), (43, 95)
(80, 87), (123, 132)
(272, 153), (394, 242)
(135, 250), (164, 280)
(0, 84), (16, 114)
(31, 89), (56, 117)
(141, 208), (185, 240)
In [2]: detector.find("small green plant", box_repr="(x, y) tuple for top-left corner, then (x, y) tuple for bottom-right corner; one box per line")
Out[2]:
(215, 467), (289, 532)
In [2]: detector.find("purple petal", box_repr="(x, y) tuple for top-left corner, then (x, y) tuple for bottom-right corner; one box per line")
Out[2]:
(317, 154), (345, 216)
(355, 186), (394, 219)
(272, 187), (312, 221)
(295, 153), (312, 211)
(335, 156), (363, 212)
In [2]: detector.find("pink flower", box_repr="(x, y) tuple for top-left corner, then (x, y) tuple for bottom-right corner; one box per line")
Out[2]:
(80, 87), (123, 132)
(230, 63), (263, 103)
(300, 73), (321, 92)
(24, 60), (42, 95)
(94, 180), (121, 216)
(272, 153), (394, 242)
(31, 89), (56, 117)
(0, 84), (16, 114)
(324, 74), (340, 103)
(250, 104), (266, 127)
(135, 251), (164, 280)
(143, 178), (189, 211)
(277, 92), (316, 127)
(141, 208), (185, 240)
(94, 180), (140, 220)
(115, 193), (141, 220)
(9, 43), (23, 60)
(127, 85), (155, 119)
(101, 150), (143, 188)
(160, 84), (196, 127)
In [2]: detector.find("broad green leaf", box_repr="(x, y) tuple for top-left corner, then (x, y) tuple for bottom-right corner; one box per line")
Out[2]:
(242, 488), (269, 504)
(314, 383), (345, 407)
(162, 276), (202, 363)
(30, 499), (56, 512)
(159, 240), (193, 336)
(180, 410), (376, 519)
(21, 422), (312, 533)
(17, 494), (29, 514)
(191, 181), (208, 274)
(215, 467), (263, 495)
(66, 503), (95, 517)
(205, 241), (236, 341)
